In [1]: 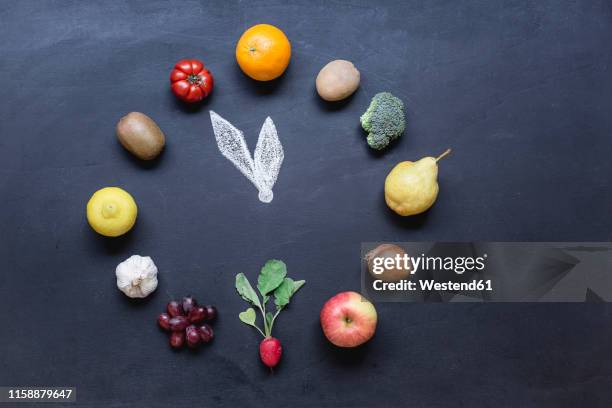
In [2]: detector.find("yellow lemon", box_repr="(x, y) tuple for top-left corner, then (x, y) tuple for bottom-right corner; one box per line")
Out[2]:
(87, 187), (137, 237)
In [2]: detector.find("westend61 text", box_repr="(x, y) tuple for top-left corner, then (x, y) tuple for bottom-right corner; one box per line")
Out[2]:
(373, 279), (493, 292)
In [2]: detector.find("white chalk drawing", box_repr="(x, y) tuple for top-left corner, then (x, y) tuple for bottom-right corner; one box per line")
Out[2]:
(209, 111), (284, 203)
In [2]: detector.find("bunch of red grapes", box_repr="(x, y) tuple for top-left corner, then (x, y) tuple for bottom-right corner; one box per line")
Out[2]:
(158, 296), (217, 349)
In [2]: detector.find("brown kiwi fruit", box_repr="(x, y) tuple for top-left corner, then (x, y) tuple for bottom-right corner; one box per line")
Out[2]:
(365, 244), (412, 282)
(116, 112), (165, 160)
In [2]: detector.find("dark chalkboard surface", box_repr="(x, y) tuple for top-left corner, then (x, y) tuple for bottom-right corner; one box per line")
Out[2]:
(1, 1), (611, 407)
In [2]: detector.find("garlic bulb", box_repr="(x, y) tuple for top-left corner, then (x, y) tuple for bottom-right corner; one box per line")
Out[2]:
(116, 255), (158, 298)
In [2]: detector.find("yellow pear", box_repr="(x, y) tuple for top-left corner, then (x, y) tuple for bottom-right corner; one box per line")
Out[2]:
(384, 149), (451, 216)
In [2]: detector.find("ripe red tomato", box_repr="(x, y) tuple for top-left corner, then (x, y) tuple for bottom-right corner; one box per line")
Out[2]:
(170, 59), (214, 103)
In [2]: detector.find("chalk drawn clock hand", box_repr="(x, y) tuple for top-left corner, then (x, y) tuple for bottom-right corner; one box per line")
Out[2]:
(209, 111), (284, 203)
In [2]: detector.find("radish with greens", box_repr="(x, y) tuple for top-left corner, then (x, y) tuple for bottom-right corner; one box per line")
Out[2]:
(235, 260), (305, 370)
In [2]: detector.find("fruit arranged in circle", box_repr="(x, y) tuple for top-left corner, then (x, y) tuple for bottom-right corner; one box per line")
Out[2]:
(188, 306), (207, 323)
(116, 112), (165, 160)
(365, 244), (412, 282)
(168, 316), (189, 332)
(186, 325), (201, 348)
(199, 324), (214, 343)
(157, 313), (171, 330)
(204, 305), (217, 321)
(166, 300), (183, 317)
(320, 291), (377, 348)
(384, 149), (451, 216)
(170, 331), (185, 348)
(158, 296), (217, 350)
(86, 187), (137, 237)
(236, 24), (291, 81)
(170, 58), (214, 103)
(182, 296), (196, 314)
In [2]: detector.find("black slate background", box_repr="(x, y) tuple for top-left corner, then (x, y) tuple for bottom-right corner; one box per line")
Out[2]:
(1, 1), (612, 407)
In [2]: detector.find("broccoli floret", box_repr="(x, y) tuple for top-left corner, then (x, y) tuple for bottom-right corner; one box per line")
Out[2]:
(360, 92), (405, 150)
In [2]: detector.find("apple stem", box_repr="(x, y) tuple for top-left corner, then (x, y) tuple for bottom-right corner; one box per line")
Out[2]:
(436, 148), (452, 162)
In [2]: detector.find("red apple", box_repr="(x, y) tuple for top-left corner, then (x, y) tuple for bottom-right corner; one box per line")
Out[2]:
(320, 291), (377, 347)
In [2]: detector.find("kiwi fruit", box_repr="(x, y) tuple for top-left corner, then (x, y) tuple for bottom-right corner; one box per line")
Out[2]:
(365, 244), (412, 282)
(116, 112), (165, 160)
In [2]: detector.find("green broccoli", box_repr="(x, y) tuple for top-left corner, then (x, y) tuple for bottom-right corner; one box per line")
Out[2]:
(360, 92), (405, 150)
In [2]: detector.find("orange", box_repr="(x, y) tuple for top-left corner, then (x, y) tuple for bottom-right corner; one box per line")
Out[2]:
(236, 24), (291, 81)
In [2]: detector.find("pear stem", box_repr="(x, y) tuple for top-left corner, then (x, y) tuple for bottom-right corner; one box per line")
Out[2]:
(436, 148), (452, 162)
